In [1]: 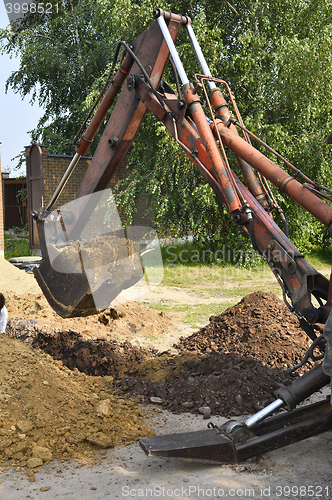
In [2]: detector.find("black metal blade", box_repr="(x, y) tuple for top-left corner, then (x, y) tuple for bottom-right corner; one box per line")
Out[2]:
(139, 428), (237, 464)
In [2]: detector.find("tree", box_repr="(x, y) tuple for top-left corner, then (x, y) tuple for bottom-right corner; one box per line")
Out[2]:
(1, 0), (332, 249)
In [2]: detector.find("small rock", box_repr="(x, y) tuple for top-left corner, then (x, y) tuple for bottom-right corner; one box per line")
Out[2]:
(27, 457), (43, 469)
(182, 401), (194, 408)
(86, 432), (114, 449)
(150, 397), (163, 404)
(95, 400), (111, 417)
(32, 446), (53, 463)
(198, 406), (211, 418)
(16, 420), (34, 433)
(235, 394), (243, 405)
(40, 486), (50, 491)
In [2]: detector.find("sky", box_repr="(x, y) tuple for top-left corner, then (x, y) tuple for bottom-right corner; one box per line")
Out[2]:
(0, 2), (43, 176)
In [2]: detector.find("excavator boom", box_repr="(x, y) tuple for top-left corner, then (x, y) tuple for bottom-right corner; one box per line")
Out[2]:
(30, 8), (332, 462)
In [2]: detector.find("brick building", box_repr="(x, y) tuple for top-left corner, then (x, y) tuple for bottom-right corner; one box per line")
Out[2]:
(26, 144), (153, 250)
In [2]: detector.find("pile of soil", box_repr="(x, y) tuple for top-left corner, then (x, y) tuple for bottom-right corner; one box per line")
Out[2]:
(7, 321), (287, 418)
(114, 292), (323, 417)
(7, 291), (322, 422)
(175, 291), (318, 371)
(6, 293), (176, 345)
(7, 320), (155, 379)
(0, 332), (154, 470)
(115, 352), (286, 417)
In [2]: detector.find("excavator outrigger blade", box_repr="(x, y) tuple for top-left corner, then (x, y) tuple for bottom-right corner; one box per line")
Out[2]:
(140, 398), (332, 464)
(140, 364), (332, 463)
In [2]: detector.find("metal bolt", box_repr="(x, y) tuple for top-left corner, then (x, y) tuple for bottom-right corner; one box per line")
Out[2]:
(108, 136), (119, 149)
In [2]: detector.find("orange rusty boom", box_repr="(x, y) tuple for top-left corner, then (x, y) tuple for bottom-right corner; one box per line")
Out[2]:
(30, 8), (332, 463)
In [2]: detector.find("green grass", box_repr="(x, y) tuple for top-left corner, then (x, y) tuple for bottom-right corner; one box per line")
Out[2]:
(149, 241), (332, 328)
(161, 262), (273, 288)
(302, 246), (332, 268)
(4, 235), (30, 260)
(144, 300), (236, 329)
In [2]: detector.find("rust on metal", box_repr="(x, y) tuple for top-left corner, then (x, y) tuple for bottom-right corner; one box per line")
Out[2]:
(76, 18), (182, 198)
(211, 119), (332, 230)
(182, 83), (243, 215)
(209, 86), (269, 211)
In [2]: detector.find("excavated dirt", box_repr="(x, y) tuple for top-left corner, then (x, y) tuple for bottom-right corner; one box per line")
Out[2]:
(0, 332), (155, 471)
(6, 292), (177, 344)
(175, 291), (319, 371)
(5, 290), (322, 427)
(114, 292), (323, 416)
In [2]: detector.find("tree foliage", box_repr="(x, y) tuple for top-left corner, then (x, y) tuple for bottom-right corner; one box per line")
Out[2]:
(1, 0), (332, 248)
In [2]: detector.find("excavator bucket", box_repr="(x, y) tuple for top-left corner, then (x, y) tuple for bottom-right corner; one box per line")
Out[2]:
(34, 189), (163, 318)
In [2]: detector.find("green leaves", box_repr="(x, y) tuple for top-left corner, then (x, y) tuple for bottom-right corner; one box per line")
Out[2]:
(2, 0), (332, 248)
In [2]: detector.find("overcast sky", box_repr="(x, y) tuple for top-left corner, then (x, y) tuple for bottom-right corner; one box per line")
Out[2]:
(0, 3), (43, 176)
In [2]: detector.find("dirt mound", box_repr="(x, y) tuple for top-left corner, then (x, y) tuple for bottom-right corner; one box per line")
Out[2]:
(6, 320), (287, 418)
(7, 291), (319, 420)
(5, 293), (176, 347)
(0, 333), (154, 470)
(115, 352), (286, 416)
(175, 291), (318, 372)
(7, 319), (155, 379)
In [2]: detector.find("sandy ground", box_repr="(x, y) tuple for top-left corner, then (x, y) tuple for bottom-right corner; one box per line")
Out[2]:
(1, 257), (332, 499)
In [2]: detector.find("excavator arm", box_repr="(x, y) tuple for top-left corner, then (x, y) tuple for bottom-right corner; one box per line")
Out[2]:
(31, 8), (332, 462)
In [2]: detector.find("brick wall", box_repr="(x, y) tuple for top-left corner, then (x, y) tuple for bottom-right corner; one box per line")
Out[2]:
(25, 145), (153, 238)
(26, 145), (92, 209)
(0, 158), (4, 257)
